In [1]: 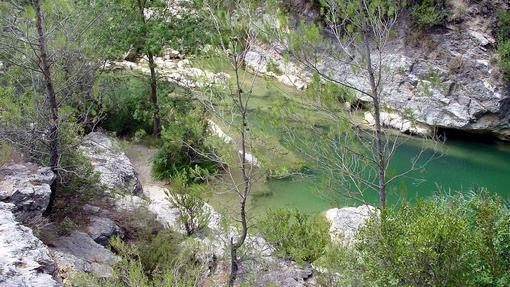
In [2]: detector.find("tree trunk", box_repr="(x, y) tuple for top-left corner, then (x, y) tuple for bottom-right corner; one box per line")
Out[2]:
(362, 16), (386, 210)
(33, 0), (60, 214)
(147, 52), (161, 137)
(228, 65), (250, 287)
(136, 0), (161, 137)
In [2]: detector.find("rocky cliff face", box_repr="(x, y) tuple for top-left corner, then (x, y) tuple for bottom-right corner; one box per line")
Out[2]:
(250, 1), (510, 139)
(381, 3), (510, 139)
(0, 165), (60, 287)
(0, 164), (55, 223)
(0, 202), (59, 287)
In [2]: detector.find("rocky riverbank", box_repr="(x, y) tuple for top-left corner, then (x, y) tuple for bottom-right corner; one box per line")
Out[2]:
(246, 1), (510, 140)
(0, 132), (374, 286)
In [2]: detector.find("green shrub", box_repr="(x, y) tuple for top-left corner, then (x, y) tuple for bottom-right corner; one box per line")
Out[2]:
(70, 232), (204, 287)
(315, 193), (510, 287)
(411, 0), (447, 28)
(151, 102), (218, 182)
(497, 9), (510, 42)
(499, 41), (510, 79)
(357, 200), (479, 286)
(258, 208), (330, 263)
(99, 72), (153, 136)
(0, 142), (12, 168)
(462, 193), (510, 286)
(59, 217), (78, 236)
(137, 229), (183, 273)
(166, 173), (210, 236)
(497, 10), (510, 80)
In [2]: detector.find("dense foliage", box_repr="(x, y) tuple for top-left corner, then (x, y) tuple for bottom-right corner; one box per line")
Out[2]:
(166, 173), (210, 236)
(316, 193), (510, 287)
(71, 231), (206, 287)
(497, 9), (510, 80)
(151, 92), (218, 181)
(411, 0), (447, 28)
(258, 208), (330, 263)
(99, 72), (154, 135)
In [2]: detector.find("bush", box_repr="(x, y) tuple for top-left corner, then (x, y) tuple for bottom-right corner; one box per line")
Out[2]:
(166, 173), (210, 236)
(357, 200), (478, 286)
(136, 229), (183, 273)
(497, 10), (510, 80)
(0, 142), (12, 168)
(463, 193), (510, 286)
(99, 72), (156, 136)
(316, 193), (510, 287)
(151, 97), (218, 182)
(411, 0), (448, 28)
(258, 208), (330, 263)
(70, 232), (205, 287)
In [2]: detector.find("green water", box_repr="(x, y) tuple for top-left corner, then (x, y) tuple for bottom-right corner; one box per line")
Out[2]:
(208, 129), (510, 215)
(205, 72), (510, 215)
(209, 121), (510, 215)
(246, 137), (510, 214)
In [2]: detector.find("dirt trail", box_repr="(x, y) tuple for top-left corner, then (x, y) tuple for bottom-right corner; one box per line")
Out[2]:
(123, 142), (167, 188)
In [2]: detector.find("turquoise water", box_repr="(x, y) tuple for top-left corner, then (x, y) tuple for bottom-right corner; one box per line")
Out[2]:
(209, 132), (510, 215)
(206, 75), (510, 215)
(248, 137), (510, 214)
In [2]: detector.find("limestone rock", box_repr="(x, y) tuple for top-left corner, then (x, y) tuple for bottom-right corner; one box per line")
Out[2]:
(143, 185), (182, 230)
(244, 44), (311, 90)
(112, 50), (229, 89)
(364, 111), (432, 136)
(113, 194), (146, 211)
(49, 231), (119, 280)
(325, 205), (377, 245)
(80, 132), (142, 194)
(0, 202), (60, 287)
(0, 164), (55, 222)
(259, 2), (510, 139)
(85, 215), (124, 246)
(256, 260), (313, 287)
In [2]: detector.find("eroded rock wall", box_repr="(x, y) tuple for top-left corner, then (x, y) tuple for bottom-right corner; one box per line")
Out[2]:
(253, 1), (510, 139)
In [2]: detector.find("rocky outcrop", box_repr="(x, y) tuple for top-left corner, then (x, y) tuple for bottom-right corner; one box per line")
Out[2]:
(111, 49), (229, 88)
(49, 231), (119, 280)
(325, 205), (377, 245)
(364, 111), (432, 136)
(244, 43), (311, 90)
(141, 184), (222, 233)
(256, 260), (314, 287)
(0, 164), (55, 222)
(80, 132), (142, 194)
(258, 2), (510, 139)
(0, 161), (126, 284)
(85, 215), (124, 246)
(0, 202), (59, 287)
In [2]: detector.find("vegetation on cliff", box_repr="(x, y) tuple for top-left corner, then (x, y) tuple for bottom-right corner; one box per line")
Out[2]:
(0, 0), (509, 286)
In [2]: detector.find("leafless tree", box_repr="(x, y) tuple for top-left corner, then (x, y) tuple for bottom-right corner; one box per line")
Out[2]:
(261, 0), (441, 209)
(199, 1), (263, 285)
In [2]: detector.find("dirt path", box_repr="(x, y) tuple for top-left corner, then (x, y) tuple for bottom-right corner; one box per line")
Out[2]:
(123, 142), (167, 188)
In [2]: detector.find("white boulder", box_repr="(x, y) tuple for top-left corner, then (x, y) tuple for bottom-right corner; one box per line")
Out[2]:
(80, 132), (142, 195)
(325, 205), (377, 244)
(0, 202), (59, 287)
(0, 164), (55, 222)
